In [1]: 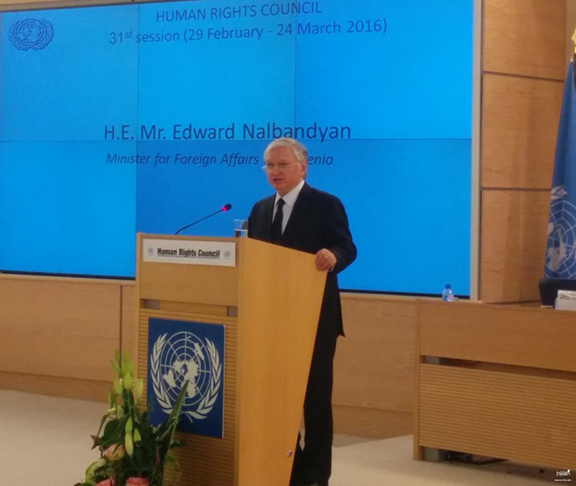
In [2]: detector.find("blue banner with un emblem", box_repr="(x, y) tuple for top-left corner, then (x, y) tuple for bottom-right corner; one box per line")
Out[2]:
(545, 60), (576, 279)
(147, 318), (225, 438)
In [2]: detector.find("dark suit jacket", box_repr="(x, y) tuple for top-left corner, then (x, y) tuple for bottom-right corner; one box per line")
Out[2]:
(248, 183), (357, 339)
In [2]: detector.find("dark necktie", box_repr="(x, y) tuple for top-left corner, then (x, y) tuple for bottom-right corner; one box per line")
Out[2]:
(271, 198), (285, 243)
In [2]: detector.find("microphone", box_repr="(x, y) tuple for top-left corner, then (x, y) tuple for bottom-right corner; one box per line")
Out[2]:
(174, 203), (232, 235)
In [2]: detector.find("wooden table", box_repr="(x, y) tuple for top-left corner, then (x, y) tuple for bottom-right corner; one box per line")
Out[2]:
(415, 300), (576, 469)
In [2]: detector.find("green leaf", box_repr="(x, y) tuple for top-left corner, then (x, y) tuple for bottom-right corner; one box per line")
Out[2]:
(170, 439), (185, 449)
(85, 458), (106, 482)
(125, 432), (134, 456)
(99, 418), (125, 450)
(156, 381), (188, 462)
(130, 446), (148, 471)
(123, 372), (133, 389)
(102, 419), (120, 441)
(122, 349), (131, 370)
(111, 358), (121, 374)
(132, 379), (144, 403)
(91, 413), (109, 448)
(107, 391), (116, 408)
(125, 359), (135, 375)
(125, 417), (133, 434)
(122, 387), (134, 409)
(113, 378), (123, 396)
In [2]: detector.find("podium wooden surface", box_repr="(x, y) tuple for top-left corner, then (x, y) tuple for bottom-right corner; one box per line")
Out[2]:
(136, 234), (326, 486)
(415, 300), (576, 469)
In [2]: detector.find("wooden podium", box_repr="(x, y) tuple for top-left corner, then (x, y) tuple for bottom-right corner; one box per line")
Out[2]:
(135, 234), (327, 486)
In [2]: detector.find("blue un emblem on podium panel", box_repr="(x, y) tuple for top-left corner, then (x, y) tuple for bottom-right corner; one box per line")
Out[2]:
(147, 318), (225, 439)
(9, 19), (54, 51)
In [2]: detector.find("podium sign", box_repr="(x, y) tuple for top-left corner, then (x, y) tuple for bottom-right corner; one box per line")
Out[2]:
(142, 238), (236, 267)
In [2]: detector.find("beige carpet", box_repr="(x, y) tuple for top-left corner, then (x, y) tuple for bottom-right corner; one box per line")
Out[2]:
(0, 390), (556, 486)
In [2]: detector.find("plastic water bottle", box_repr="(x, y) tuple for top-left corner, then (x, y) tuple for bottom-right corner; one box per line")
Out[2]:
(441, 284), (455, 302)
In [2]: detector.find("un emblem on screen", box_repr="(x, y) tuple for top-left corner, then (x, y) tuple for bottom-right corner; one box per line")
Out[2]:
(151, 331), (222, 422)
(9, 19), (54, 51)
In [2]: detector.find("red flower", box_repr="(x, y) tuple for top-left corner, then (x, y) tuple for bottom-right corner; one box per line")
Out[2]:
(95, 479), (114, 486)
(126, 478), (149, 486)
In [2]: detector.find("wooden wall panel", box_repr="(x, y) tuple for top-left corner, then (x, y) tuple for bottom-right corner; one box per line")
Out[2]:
(0, 274), (420, 437)
(483, 0), (566, 80)
(120, 284), (138, 365)
(479, 0), (567, 302)
(480, 190), (550, 302)
(0, 371), (109, 402)
(335, 295), (417, 413)
(566, 1), (576, 61)
(333, 405), (413, 440)
(482, 74), (563, 188)
(0, 275), (121, 381)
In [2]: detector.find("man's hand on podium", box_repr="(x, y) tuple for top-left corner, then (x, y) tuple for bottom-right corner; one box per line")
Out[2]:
(315, 248), (337, 272)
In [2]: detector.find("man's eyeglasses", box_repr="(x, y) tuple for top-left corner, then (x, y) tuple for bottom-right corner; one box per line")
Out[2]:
(262, 162), (300, 173)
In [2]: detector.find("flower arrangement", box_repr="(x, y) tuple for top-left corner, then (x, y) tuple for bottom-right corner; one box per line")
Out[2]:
(75, 351), (186, 486)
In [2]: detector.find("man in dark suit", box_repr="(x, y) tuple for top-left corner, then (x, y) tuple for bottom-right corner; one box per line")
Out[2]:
(248, 138), (357, 486)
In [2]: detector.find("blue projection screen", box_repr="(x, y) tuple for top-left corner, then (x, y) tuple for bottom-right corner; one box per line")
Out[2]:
(0, 0), (473, 295)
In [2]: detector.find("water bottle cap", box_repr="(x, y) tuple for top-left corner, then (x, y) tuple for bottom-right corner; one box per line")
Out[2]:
(445, 284), (451, 289)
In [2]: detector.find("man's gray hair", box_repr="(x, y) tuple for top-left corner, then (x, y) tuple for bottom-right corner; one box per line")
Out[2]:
(264, 137), (308, 164)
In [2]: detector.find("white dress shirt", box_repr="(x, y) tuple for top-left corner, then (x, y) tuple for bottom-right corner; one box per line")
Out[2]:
(272, 179), (305, 234)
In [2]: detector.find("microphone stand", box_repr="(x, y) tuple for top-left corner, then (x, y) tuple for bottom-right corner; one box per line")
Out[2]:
(174, 205), (232, 235)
